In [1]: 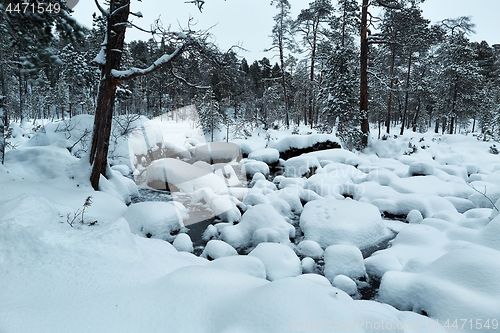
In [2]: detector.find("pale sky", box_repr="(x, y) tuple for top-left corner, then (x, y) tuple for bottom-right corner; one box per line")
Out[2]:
(71, 0), (500, 62)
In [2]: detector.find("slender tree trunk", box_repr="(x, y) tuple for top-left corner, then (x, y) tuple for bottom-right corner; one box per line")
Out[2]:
(359, 0), (370, 146)
(412, 96), (421, 132)
(386, 46), (396, 134)
(89, 0), (130, 190)
(449, 75), (458, 135)
(400, 53), (412, 135)
(0, 47), (5, 164)
(308, 18), (319, 129)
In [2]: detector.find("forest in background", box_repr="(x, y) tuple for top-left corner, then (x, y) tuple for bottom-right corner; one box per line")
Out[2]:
(1, 0), (499, 154)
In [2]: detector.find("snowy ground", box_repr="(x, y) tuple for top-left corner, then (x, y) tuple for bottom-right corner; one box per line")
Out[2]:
(1, 114), (500, 332)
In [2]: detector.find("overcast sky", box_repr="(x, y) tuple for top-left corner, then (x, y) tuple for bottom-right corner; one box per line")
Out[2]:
(72, 0), (500, 62)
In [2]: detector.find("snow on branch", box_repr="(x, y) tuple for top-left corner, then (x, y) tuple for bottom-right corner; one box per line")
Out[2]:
(110, 3), (129, 17)
(111, 44), (185, 80)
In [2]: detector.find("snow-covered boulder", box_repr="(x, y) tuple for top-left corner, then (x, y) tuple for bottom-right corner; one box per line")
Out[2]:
(407, 161), (435, 176)
(201, 240), (238, 260)
(283, 155), (320, 178)
(332, 275), (358, 296)
(219, 204), (295, 249)
(173, 233), (193, 253)
(189, 142), (241, 164)
(146, 158), (228, 194)
(124, 201), (186, 241)
(209, 255), (267, 279)
(248, 243), (302, 281)
(378, 247), (500, 323)
(248, 148), (280, 165)
(365, 224), (449, 278)
(300, 198), (389, 249)
(240, 160), (270, 178)
(268, 134), (341, 160)
(324, 244), (366, 282)
(296, 240), (324, 259)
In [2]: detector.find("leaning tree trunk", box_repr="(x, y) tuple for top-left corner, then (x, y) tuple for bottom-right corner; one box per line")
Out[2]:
(89, 0), (130, 190)
(359, 0), (370, 146)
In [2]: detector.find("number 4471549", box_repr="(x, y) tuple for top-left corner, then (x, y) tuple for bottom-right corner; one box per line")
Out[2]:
(5, 2), (61, 14)
(442, 319), (499, 330)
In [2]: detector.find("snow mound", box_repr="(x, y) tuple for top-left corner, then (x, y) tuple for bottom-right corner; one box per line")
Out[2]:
(240, 160), (270, 177)
(269, 133), (341, 159)
(189, 142), (241, 164)
(332, 275), (358, 296)
(219, 204), (295, 249)
(124, 201), (186, 241)
(407, 161), (435, 176)
(324, 244), (366, 282)
(296, 240), (324, 259)
(283, 155), (320, 178)
(173, 233), (193, 253)
(378, 246), (500, 327)
(146, 158), (228, 194)
(300, 198), (389, 249)
(209, 255), (267, 279)
(365, 224), (449, 278)
(201, 240), (238, 260)
(248, 242), (302, 281)
(248, 148), (280, 165)
(5, 145), (77, 180)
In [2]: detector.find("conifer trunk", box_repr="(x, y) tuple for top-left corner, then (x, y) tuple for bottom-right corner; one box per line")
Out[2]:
(89, 0), (130, 190)
(359, 0), (370, 146)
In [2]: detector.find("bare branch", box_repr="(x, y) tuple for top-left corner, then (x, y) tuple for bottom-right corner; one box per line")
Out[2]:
(94, 0), (108, 17)
(170, 67), (210, 89)
(111, 43), (185, 80)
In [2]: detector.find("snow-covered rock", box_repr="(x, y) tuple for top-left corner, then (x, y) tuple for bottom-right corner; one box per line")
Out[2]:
(124, 201), (186, 241)
(209, 255), (266, 279)
(300, 198), (389, 249)
(324, 245), (366, 282)
(408, 161), (435, 176)
(146, 158), (229, 194)
(283, 155), (320, 178)
(378, 246), (500, 325)
(248, 243), (302, 281)
(240, 160), (270, 178)
(219, 204), (295, 249)
(332, 275), (358, 296)
(296, 240), (324, 259)
(248, 148), (280, 165)
(189, 142), (241, 164)
(173, 233), (193, 253)
(201, 240), (238, 260)
(268, 134), (341, 159)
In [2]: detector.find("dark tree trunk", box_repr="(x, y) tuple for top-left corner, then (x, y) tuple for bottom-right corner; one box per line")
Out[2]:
(0, 47), (5, 164)
(400, 53), (412, 136)
(308, 18), (320, 129)
(89, 0), (130, 190)
(412, 96), (421, 132)
(360, 0), (370, 146)
(386, 46), (396, 134)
